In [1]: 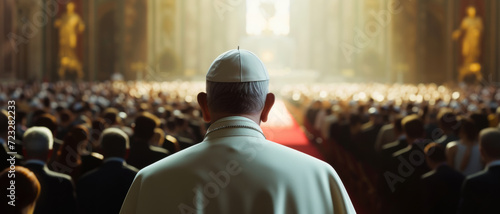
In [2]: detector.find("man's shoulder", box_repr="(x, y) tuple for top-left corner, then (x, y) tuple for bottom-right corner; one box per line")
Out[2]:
(466, 167), (500, 184)
(421, 169), (437, 181)
(149, 145), (170, 156)
(140, 138), (332, 176)
(24, 163), (72, 181)
(80, 162), (138, 183)
(45, 168), (73, 182)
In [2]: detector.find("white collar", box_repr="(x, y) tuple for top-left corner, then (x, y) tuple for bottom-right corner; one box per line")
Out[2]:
(103, 157), (125, 163)
(205, 116), (265, 140)
(487, 160), (500, 168)
(24, 159), (46, 166)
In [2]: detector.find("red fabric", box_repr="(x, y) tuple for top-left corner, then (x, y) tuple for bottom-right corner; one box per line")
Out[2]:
(261, 100), (324, 161)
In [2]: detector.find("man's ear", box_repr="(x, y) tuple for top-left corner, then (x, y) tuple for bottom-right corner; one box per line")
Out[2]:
(197, 92), (211, 122)
(260, 93), (275, 123)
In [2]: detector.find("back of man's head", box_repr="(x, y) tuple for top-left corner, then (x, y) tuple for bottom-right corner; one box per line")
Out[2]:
(204, 49), (270, 115)
(424, 142), (446, 164)
(206, 81), (268, 114)
(23, 127), (53, 161)
(402, 114), (424, 140)
(437, 110), (458, 132)
(459, 118), (479, 141)
(100, 128), (129, 158)
(479, 128), (500, 161)
(133, 112), (159, 140)
(33, 113), (58, 135)
(102, 107), (120, 126)
(470, 113), (489, 132)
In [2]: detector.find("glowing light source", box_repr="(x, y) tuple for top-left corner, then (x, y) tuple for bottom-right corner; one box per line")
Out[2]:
(292, 92), (301, 101)
(246, 0), (290, 36)
(319, 91), (327, 98)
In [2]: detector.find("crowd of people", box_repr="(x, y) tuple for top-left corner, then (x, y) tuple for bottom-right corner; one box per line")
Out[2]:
(299, 83), (500, 214)
(0, 81), (208, 213)
(1, 80), (499, 213)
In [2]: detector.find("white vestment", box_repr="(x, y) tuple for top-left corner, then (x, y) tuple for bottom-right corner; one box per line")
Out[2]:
(120, 116), (356, 214)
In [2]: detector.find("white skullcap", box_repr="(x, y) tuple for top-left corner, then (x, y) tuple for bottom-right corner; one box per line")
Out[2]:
(206, 48), (269, 82)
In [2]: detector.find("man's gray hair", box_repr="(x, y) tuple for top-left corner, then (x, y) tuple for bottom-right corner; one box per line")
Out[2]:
(479, 128), (500, 159)
(206, 80), (269, 114)
(23, 126), (53, 154)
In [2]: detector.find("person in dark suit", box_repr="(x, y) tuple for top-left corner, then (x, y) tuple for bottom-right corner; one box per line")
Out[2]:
(459, 128), (500, 214)
(127, 112), (169, 169)
(353, 109), (384, 163)
(435, 110), (459, 147)
(332, 113), (362, 151)
(77, 128), (138, 214)
(388, 114), (431, 214)
(421, 143), (465, 214)
(22, 126), (77, 214)
(379, 117), (407, 166)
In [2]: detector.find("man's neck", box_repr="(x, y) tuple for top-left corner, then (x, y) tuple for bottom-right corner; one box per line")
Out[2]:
(210, 113), (261, 125)
(431, 162), (447, 170)
(25, 159), (46, 166)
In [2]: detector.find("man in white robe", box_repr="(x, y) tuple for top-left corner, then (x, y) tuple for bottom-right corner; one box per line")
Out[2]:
(120, 48), (356, 214)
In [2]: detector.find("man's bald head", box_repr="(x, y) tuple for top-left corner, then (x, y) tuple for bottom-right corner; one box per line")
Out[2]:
(479, 128), (500, 162)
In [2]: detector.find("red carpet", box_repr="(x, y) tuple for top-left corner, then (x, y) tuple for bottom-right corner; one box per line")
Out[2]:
(261, 100), (324, 161)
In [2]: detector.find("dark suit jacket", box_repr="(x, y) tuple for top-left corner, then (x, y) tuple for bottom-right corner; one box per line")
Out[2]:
(421, 164), (465, 214)
(127, 138), (169, 169)
(79, 152), (103, 177)
(24, 162), (77, 214)
(330, 123), (353, 151)
(379, 138), (407, 170)
(436, 133), (459, 148)
(77, 159), (138, 214)
(388, 142), (431, 214)
(353, 122), (383, 163)
(459, 165), (500, 214)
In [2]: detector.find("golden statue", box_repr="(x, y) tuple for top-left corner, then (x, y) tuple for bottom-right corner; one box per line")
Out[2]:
(453, 6), (483, 83)
(54, 2), (85, 80)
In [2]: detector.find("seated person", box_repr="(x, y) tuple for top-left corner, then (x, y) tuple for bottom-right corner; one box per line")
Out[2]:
(77, 128), (138, 214)
(22, 127), (77, 214)
(421, 143), (464, 214)
(459, 128), (500, 213)
(127, 112), (169, 169)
